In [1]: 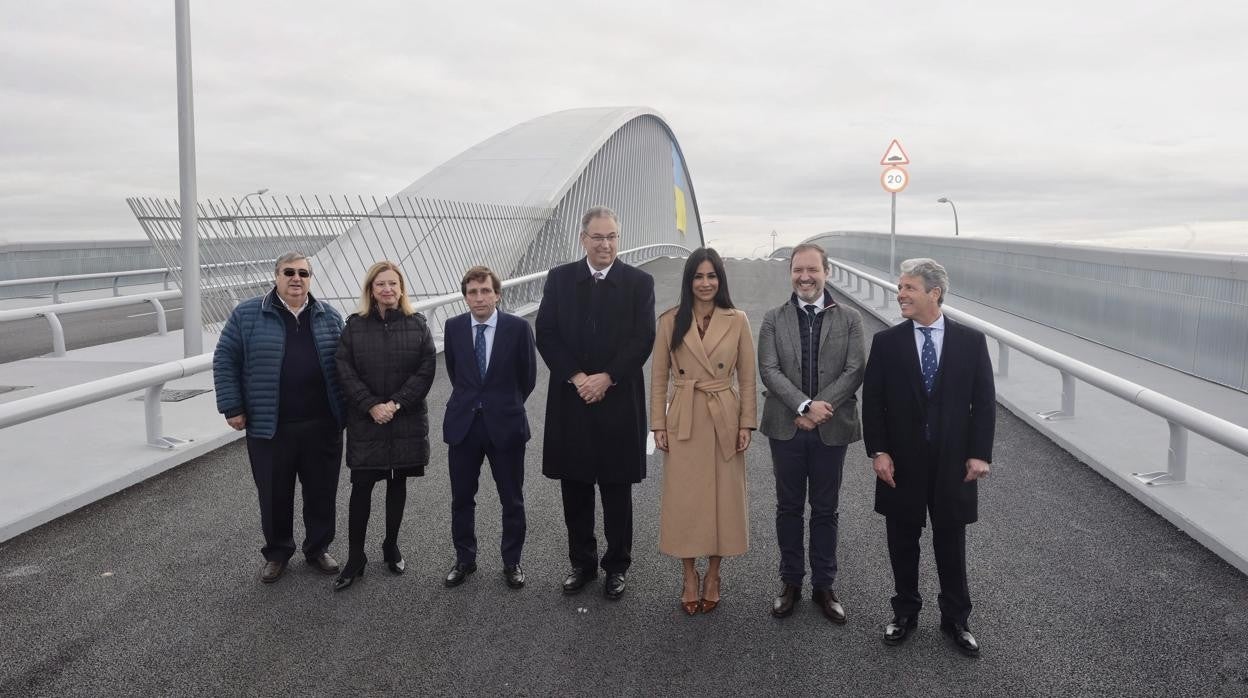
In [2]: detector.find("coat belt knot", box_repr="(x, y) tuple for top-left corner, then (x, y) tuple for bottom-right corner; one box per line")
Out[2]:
(670, 377), (736, 461)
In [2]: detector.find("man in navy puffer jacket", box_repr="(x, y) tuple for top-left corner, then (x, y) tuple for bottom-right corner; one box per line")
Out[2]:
(214, 252), (346, 584)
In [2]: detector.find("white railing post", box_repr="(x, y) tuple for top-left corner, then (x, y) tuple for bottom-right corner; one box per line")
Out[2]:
(52, 281), (61, 304)
(112, 275), (122, 297)
(1168, 421), (1189, 483)
(1133, 420), (1189, 486)
(1061, 371), (1076, 416)
(44, 312), (66, 356)
(145, 384), (165, 446)
(1041, 370), (1077, 420)
(162, 271), (171, 290)
(149, 298), (169, 335)
(998, 341), (1010, 378)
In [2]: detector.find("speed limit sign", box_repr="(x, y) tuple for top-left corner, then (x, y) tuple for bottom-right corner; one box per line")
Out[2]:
(881, 166), (909, 193)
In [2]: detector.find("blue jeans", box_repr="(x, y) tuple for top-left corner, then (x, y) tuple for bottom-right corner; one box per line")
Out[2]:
(770, 430), (847, 589)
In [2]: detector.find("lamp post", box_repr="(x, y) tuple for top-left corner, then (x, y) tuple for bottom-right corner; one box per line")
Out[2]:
(937, 197), (959, 236)
(232, 188), (268, 222)
(221, 188), (269, 289)
(175, 0), (201, 356)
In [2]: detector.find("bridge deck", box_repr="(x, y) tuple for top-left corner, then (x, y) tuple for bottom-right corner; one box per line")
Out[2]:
(1, 258), (1245, 696)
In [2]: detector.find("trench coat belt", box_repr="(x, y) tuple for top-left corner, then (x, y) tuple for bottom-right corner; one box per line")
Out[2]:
(669, 377), (736, 461)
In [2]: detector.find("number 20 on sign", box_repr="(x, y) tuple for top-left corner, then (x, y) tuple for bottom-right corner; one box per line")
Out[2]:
(881, 166), (909, 193)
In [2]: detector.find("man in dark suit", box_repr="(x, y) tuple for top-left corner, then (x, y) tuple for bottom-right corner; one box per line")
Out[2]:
(862, 257), (995, 656)
(442, 265), (537, 590)
(536, 206), (655, 599)
(758, 243), (865, 623)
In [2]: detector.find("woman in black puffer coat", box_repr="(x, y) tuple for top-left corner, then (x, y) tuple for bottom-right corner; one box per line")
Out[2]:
(333, 260), (437, 591)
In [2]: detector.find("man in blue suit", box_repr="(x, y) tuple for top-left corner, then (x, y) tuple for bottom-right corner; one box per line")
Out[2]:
(442, 265), (538, 589)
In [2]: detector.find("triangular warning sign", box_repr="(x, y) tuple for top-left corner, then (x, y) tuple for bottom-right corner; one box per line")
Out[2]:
(880, 139), (910, 166)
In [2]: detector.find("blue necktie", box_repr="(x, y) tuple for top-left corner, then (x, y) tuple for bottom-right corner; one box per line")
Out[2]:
(474, 323), (487, 378)
(918, 327), (938, 394)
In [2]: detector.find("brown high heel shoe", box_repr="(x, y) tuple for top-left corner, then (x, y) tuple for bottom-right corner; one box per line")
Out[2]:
(681, 572), (702, 615)
(701, 575), (721, 614)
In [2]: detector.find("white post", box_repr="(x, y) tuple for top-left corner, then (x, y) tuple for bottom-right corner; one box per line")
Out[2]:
(44, 312), (66, 356)
(175, 0), (202, 356)
(149, 298), (169, 335)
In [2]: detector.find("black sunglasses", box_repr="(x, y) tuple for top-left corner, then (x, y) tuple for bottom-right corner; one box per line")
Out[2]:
(281, 268), (311, 278)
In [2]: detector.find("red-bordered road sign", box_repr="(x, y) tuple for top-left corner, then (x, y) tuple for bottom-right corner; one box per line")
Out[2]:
(881, 166), (909, 193)
(880, 139), (910, 166)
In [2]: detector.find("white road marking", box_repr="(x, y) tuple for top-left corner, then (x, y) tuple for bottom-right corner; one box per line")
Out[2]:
(126, 307), (183, 318)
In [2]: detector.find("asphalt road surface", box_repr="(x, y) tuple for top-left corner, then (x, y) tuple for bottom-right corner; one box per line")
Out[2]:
(1, 258), (1245, 696)
(0, 304), (185, 363)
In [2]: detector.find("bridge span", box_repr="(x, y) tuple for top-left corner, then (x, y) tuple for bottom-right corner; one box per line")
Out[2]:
(2, 257), (1245, 696)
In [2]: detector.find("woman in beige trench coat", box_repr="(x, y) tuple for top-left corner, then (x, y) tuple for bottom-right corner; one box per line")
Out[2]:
(651, 248), (758, 615)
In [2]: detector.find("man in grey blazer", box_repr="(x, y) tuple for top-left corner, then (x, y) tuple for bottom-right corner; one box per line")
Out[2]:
(758, 242), (866, 622)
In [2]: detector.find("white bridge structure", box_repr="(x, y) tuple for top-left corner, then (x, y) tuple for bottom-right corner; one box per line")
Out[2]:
(127, 107), (701, 330)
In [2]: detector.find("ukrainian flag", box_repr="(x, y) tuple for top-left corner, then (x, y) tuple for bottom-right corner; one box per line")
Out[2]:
(672, 144), (687, 236)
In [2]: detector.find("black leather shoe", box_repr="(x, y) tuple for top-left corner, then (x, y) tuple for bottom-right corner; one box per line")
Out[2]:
(333, 557), (366, 592)
(772, 583), (800, 618)
(382, 543), (405, 575)
(444, 562), (477, 588)
(562, 567), (598, 594)
(503, 564), (525, 589)
(260, 560), (287, 584)
(883, 615), (919, 645)
(940, 619), (981, 657)
(604, 572), (627, 599)
(307, 551), (341, 575)
(812, 587), (847, 624)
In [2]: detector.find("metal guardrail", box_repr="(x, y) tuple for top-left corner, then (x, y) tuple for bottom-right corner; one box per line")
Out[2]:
(0, 354), (212, 447)
(827, 259), (1248, 487)
(0, 260), (269, 304)
(0, 290), (181, 356)
(0, 245), (691, 447)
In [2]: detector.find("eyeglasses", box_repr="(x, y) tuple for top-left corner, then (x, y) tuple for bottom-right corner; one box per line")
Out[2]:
(281, 268), (311, 278)
(583, 234), (619, 244)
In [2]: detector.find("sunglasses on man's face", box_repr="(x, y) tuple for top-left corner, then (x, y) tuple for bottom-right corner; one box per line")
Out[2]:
(281, 268), (311, 278)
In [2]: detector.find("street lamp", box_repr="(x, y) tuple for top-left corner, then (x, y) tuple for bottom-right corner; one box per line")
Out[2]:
(223, 188), (269, 287)
(937, 197), (959, 236)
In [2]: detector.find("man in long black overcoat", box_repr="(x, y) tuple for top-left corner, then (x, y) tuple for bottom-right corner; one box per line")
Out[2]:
(863, 257), (995, 656)
(536, 206), (655, 599)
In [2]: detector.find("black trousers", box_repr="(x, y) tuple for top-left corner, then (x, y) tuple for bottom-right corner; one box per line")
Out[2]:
(449, 413), (527, 567)
(245, 418), (342, 562)
(769, 431), (848, 589)
(886, 517), (972, 624)
(560, 479), (632, 574)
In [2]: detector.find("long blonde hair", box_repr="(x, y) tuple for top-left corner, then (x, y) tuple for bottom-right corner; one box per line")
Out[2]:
(355, 261), (415, 317)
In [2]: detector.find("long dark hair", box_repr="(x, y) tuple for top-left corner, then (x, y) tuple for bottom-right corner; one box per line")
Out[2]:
(672, 247), (734, 350)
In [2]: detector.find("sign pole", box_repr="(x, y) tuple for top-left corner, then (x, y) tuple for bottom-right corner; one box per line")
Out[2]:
(889, 192), (896, 276)
(879, 139), (910, 281)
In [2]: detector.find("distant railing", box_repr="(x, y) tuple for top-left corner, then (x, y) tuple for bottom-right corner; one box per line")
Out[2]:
(0, 260), (270, 304)
(0, 246), (691, 446)
(0, 290), (181, 356)
(827, 259), (1248, 486)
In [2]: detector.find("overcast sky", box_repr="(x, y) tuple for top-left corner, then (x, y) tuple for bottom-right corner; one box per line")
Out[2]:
(2, 1), (1246, 255)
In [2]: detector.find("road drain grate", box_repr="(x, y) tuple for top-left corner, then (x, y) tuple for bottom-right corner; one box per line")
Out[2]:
(129, 388), (213, 403)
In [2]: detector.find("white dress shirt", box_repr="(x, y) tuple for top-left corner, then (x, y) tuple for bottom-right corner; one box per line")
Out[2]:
(586, 259), (615, 280)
